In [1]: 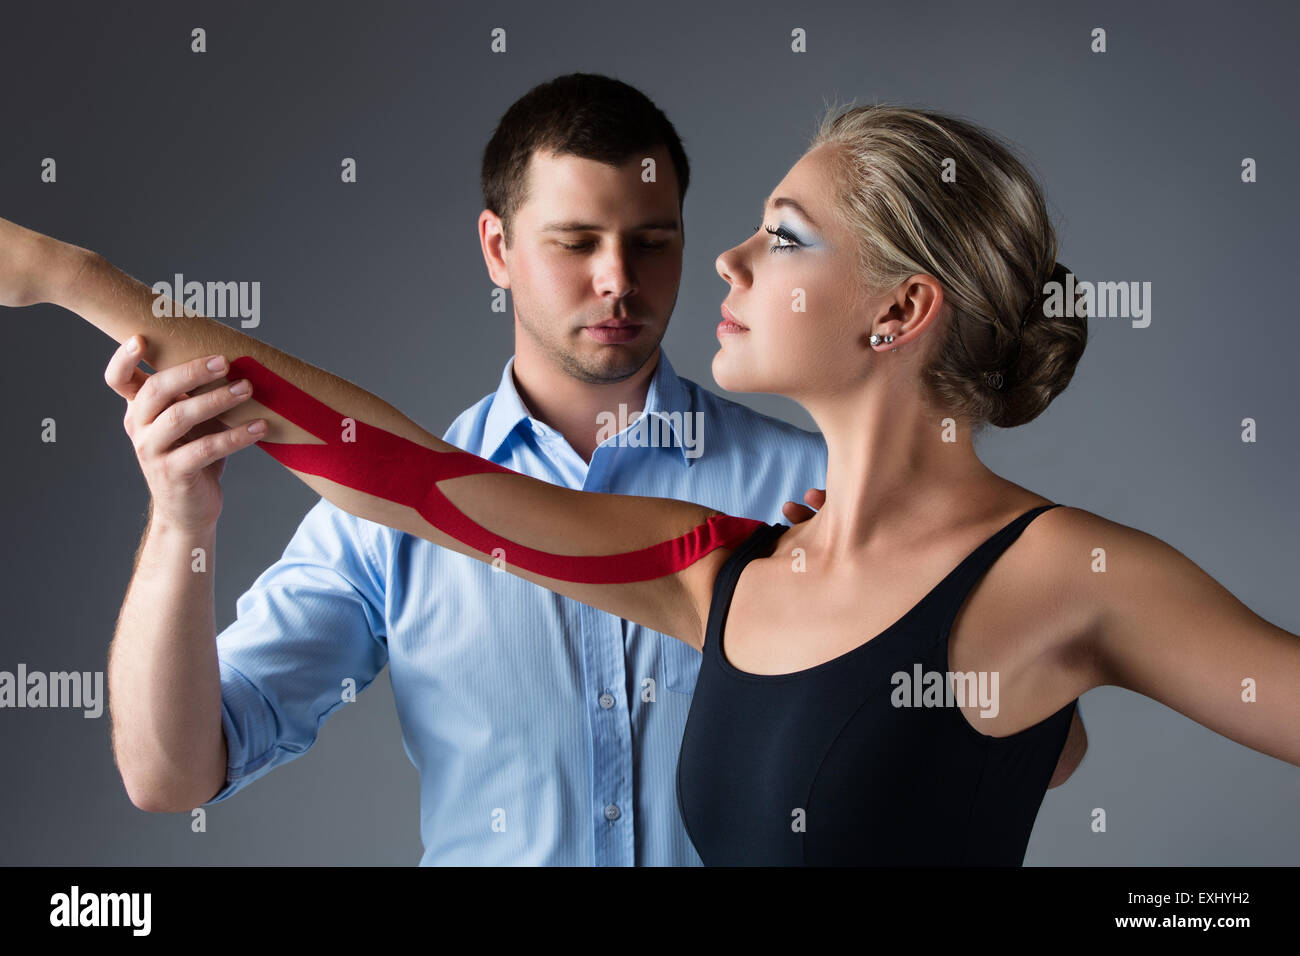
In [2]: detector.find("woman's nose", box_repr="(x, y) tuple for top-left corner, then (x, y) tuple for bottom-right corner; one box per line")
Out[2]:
(715, 242), (750, 287)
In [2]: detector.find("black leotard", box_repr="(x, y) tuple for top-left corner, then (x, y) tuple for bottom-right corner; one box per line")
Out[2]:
(675, 503), (1077, 865)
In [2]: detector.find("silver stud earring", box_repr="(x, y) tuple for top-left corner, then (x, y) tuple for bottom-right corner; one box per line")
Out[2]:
(869, 333), (895, 346)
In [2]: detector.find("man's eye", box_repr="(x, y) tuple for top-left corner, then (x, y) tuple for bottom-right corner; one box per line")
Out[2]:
(558, 239), (670, 251)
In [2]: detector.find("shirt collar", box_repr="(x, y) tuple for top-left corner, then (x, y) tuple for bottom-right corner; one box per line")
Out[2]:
(481, 349), (698, 464)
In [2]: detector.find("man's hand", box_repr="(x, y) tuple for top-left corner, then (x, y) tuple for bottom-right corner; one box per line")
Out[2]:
(1048, 706), (1088, 787)
(782, 487), (825, 524)
(0, 215), (95, 309)
(105, 335), (264, 534)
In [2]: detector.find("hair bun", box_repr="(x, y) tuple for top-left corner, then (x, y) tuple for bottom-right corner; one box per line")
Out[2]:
(999, 260), (1073, 391)
(1022, 261), (1072, 332)
(981, 369), (1007, 390)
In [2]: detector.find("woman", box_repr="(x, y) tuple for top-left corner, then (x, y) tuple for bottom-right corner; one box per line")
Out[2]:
(3, 104), (1296, 865)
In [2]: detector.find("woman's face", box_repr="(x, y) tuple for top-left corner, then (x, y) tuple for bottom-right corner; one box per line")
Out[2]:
(713, 144), (874, 403)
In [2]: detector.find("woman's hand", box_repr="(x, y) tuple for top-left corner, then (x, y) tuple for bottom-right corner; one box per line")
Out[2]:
(0, 215), (94, 309)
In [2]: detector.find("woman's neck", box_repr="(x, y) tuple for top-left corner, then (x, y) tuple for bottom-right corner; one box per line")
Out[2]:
(800, 388), (998, 561)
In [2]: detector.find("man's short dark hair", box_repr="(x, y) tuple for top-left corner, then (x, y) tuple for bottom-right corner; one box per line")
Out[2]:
(481, 73), (690, 245)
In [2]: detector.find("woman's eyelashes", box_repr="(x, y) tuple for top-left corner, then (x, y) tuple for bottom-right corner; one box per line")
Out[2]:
(751, 224), (805, 253)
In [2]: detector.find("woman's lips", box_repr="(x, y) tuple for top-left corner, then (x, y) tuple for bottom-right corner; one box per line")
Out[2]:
(585, 322), (644, 344)
(718, 303), (749, 336)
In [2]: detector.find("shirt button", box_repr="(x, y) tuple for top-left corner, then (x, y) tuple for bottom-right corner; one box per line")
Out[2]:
(604, 804), (621, 821)
(598, 692), (615, 709)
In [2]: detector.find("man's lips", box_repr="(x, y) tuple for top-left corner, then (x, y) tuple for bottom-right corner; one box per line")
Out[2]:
(585, 319), (644, 343)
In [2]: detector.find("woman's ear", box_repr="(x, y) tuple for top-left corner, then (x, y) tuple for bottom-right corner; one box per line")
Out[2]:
(874, 274), (944, 351)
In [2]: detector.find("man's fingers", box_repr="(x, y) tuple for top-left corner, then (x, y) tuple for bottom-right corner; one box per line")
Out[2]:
(782, 501), (816, 524)
(782, 487), (826, 525)
(163, 418), (267, 481)
(104, 335), (150, 400)
(134, 351), (233, 429)
(136, 379), (255, 460)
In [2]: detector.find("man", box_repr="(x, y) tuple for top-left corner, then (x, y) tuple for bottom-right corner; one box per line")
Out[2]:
(96, 72), (1083, 864)
(102, 73), (827, 865)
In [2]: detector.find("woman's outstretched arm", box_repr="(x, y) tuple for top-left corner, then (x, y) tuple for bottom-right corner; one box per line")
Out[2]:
(1, 218), (757, 646)
(1055, 508), (1300, 766)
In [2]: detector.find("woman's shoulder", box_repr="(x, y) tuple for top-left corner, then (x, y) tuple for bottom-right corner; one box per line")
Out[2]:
(976, 489), (1132, 599)
(1017, 500), (1161, 555)
(679, 519), (787, 652)
(1009, 499), (1192, 643)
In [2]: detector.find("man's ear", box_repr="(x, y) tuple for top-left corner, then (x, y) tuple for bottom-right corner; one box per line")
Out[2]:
(478, 209), (511, 289)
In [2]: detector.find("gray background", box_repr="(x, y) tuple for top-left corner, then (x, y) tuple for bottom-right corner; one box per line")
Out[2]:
(1, 0), (1295, 865)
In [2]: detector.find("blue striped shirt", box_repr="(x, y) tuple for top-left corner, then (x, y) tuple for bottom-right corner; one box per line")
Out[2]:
(205, 348), (827, 865)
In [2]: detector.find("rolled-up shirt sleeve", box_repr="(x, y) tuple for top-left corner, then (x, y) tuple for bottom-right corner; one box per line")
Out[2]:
(204, 497), (389, 804)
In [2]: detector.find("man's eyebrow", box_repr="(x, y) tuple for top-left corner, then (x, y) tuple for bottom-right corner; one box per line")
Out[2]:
(765, 196), (817, 228)
(539, 219), (681, 232)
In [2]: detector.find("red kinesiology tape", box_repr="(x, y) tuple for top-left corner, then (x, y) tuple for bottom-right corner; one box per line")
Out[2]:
(227, 356), (764, 583)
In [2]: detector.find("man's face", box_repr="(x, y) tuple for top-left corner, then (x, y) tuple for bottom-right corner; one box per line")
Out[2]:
(496, 146), (684, 384)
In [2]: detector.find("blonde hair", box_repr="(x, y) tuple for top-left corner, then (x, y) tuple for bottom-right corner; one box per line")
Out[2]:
(808, 103), (1087, 430)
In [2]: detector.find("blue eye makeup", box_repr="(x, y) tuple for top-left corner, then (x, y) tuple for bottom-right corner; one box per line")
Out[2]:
(752, 224), (805, 253)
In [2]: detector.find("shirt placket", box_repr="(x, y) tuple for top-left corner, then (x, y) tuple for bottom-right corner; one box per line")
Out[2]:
(532, 424), (637, 865)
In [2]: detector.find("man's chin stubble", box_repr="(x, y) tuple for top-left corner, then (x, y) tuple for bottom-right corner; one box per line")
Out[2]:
(560, 339), (660, 385)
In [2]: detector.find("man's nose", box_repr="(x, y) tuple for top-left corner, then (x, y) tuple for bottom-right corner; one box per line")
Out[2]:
(594, 244), (638, 299)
